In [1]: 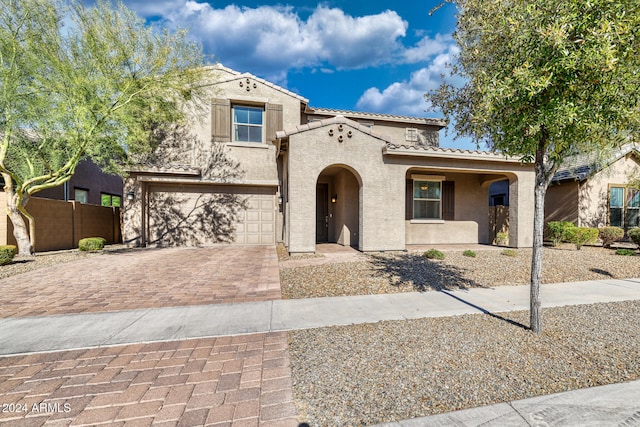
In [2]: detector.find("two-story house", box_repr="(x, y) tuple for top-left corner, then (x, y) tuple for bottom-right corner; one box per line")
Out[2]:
(122, 65), (535, 253)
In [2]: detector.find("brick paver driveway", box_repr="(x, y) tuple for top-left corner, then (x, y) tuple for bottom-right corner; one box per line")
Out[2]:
(0, 246), (298, 426)
(0, 246), (281, 318)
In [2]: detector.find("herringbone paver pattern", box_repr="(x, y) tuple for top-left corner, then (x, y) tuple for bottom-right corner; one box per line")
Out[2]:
(0, 246), (281, 319)
(0, 333), (297, 426)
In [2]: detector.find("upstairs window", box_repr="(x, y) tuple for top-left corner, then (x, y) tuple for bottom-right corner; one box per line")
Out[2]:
(406, 128), (419, 143)
(74, 188), (88, 204)
(233, 106), (263, 143)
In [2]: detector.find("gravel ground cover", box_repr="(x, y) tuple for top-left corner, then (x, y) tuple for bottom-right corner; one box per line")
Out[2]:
(281, 246), (640, 299)
(0, 245), (130, 280)
(288, 300), (640, 426)
(0, 251), (95, 280)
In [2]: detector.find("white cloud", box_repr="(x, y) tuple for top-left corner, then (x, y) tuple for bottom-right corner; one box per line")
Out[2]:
(402, 33), (454, 63)
(356, 45), (460, 116)
(128, 1), (409, 84)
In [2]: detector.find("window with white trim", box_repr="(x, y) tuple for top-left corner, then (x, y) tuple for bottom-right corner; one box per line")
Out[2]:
(233, 105), (263, 143)
(413, 180), (441, 219)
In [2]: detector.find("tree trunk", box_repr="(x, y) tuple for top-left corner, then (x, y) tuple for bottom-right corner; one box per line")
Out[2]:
(6, 191), (34, 257)
(530, 146), (547, 334)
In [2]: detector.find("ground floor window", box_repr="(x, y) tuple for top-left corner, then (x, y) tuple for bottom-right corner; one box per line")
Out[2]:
(413, 180), (441, 220)
(609, 186), (640, 229)
(101, 193), (122, 207)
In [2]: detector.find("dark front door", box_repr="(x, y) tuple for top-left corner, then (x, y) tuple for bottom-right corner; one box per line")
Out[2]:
(316, 184), (328, 242)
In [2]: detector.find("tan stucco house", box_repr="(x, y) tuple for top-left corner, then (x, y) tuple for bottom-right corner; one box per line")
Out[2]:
(123, 65), (535, 253)
(545, 144), (640, 231)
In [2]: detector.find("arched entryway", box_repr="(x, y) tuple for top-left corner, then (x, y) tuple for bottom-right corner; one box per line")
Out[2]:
(316, 165), (361, 248)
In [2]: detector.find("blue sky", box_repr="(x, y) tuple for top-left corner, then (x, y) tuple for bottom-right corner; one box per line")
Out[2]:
(120, 0), (473, 149)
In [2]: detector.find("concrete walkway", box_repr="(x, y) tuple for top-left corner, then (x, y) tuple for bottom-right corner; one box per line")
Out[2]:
(2, 277), (639, 356)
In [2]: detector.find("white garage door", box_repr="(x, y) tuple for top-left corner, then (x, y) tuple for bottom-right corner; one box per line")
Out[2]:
(147, 184), (276, 246)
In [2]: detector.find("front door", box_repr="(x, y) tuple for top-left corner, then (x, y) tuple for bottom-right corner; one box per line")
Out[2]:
(316, 184), (328, 242)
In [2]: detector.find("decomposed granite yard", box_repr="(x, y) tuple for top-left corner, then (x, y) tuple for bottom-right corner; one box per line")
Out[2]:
(279, 245), (640, 426)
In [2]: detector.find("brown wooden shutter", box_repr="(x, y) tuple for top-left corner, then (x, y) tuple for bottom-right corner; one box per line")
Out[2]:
(266, 103), (283, 142)
(442, 181), (455, 220)
(406, 179), (413, 220)
(212, 98), (231, 142)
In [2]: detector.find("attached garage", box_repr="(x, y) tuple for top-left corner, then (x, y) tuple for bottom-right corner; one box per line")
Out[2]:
(142, 182), (276, 247)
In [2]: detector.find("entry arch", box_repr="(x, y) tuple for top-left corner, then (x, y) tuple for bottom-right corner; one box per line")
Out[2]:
(315, 164), (362, 249)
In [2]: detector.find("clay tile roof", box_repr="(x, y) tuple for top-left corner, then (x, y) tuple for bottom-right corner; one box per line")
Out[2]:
(307, 107), (447, 128)
(210, 64), (309, 103)
(127, 163), (201, 176)
(384, 143), (526, 162)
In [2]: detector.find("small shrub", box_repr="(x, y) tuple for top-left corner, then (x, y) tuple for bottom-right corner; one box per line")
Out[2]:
(566, 227), (599, 250)
(629, 228), (640, 246)
(424, 249), (445, 260)
(501, 249), (517, 257)
(78, 237), (106, 251)
(0, 245), (17, 265)
(463, 249), (476, 257)
(599, 226), (624, 248)
(495, 232), (508, 246)
(547, 221), (575, 247)
(615, 248), (636, 256)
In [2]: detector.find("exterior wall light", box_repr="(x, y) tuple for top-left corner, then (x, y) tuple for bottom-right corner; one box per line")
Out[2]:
(331, 194), (338, 203)
(126, 191), (135, 201)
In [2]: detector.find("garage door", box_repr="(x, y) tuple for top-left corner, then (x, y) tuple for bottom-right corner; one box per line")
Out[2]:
(147, 184), (276, 246)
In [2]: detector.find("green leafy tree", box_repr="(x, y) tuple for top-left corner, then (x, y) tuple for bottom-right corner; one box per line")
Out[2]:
(428, 0), (640, 332)
(0, 0), (208, 256)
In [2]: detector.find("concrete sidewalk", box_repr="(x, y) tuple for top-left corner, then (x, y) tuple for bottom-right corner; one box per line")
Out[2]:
(374, 379), (640, 426)
(1, 278), (639, 356)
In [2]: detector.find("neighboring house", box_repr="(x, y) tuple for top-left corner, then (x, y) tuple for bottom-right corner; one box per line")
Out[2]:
(545, 144), (640, 231)
(37, 159), (124, 207)
(123, 65), (535, 253)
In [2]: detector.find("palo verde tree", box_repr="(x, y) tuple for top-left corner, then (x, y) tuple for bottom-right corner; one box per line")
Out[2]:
(428, 1), (640, 333)
(0, 0), (207, 256)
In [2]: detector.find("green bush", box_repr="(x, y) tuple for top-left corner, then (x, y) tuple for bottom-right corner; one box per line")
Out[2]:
(424, 249), (445, 260)
(615, 248), (636, 256)
(501, 249), (518, 257)
(547, 221), (575, 247)
(78, 237), (106, 251)
(0, 245), (17, 265)
(599, 226), (624, 248)
(629, 228), (640, 246)
(566, 227), (599, 250)
(463, 249), (476, 257)
(495, 231), (508, 246)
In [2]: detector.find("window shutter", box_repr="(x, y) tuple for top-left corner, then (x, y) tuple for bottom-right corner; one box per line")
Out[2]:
(212, 98), (231, 142)
(406, 179), (413, 220)
(442, 181), (455, 220)
(266, 103), (283, 142)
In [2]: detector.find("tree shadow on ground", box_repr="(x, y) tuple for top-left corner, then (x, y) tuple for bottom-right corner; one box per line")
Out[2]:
(367, 252), (529, 330)
(367, 252), (484, 292)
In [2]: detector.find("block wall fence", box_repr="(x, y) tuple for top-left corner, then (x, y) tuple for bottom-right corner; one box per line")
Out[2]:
(0, 194), (121, 252)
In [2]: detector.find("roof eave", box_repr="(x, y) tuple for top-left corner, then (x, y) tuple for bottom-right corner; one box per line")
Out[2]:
(383, 146), (528, 164)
